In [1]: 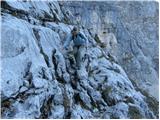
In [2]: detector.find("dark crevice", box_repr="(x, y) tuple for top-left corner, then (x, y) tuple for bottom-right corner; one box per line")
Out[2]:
(101, 86), (117, 106)
(39, 95), (54, 119)
(63, 86), (72, 119)
(58, 2), (72, 24)
(1, 87), (40, 116)
(78, 83), (96, 110)
(70, 70), (79, 89)
(1, 1), (29, 21)
(52, 49), (57, 70)
(78, 94), (91, 111)
(1, 1), (60, 26)
(23, 62), (32, 85)
(73, 88), (95, 111)
(65, 111), (71, 119)
(106, 67), (120, 73)
(36, 67), (50, 80)
(33, 28), (50, 67)
(86, 91), (99, 110)
(73, 92), (81, 105)
(56, 73), (66, 84)
(52, 49), (65, 84)
(38, 11), (58, 23)
(1, 99), (12, 112)
(48, 4), (60, 23)
(70, 79), (78, 90)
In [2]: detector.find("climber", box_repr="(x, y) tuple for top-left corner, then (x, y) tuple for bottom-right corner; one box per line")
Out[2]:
(63, 26), (88, 70)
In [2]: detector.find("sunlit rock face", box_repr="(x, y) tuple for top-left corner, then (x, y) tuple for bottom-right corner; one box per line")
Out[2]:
(61, 1), (159, 100)
(1, 1), (159, 119)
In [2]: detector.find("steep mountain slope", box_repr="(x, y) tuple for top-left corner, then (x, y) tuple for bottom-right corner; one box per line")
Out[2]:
(1, 1), (158, 119)
(61, 1), (159, 100)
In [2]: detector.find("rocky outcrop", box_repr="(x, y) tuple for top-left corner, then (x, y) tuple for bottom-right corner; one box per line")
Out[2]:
(1, 1), (158, 119)
(61, 1), (159, 100)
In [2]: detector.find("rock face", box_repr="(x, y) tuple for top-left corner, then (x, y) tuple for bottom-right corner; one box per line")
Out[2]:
(1, 1), (159, 119)
(61, 1), (159, 100)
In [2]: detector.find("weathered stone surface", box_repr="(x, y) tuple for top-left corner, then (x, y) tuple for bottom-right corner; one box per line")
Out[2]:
(61, 1), (159, 100)
(1, 1), (158, 119)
